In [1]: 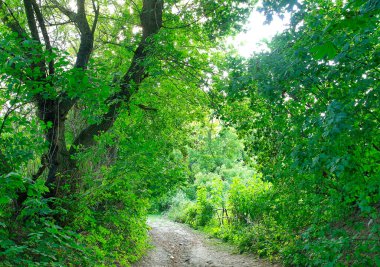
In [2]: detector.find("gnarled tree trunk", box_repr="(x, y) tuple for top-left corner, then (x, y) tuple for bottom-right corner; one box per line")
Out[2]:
(1, 0), (164, 199)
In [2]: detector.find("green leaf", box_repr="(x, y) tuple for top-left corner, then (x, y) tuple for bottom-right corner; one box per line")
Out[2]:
(311, 42), (337, 60)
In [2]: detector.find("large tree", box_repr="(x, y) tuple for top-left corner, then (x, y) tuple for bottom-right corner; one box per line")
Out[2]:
(0, 0), (253, 264)
(0, 0), (252, 195)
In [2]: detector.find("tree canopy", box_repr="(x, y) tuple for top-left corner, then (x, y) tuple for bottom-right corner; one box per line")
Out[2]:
(0, 0), (379, 266)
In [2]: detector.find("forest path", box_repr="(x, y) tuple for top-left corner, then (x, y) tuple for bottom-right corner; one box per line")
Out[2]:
(133, 216), (278, 267)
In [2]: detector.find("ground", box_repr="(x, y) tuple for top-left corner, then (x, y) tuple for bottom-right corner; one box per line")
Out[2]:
(133, 216), (278, 267)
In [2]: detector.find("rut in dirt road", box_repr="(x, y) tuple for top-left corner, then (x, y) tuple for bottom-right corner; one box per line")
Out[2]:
(133, 217), (278, 267)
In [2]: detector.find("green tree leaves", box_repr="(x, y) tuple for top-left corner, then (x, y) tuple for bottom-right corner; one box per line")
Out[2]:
(210, 0), (380, 265)
(310, 42), (337, 60)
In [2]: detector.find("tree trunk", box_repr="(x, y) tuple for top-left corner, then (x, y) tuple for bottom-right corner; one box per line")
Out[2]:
(36, 99), (77, 197)
(2, 0), (164, 199)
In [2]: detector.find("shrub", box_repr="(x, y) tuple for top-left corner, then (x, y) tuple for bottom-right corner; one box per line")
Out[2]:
(0, 173), (90, 266)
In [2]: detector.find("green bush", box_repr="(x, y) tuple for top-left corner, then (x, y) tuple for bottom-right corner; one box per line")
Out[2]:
(0, 173), (90, 266)
(166, 190), (194, 222)
(194, 186), (214, 227)
(228, 174), (272, 224)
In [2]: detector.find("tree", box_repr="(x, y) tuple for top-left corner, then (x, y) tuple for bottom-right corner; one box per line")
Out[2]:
(0, 0), (252, 196)
(0, 0), (254, 264)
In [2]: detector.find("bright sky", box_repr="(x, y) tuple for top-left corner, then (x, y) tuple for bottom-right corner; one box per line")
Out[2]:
(229, 6), (291, 57)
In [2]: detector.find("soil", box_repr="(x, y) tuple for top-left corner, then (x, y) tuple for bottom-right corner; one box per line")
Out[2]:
(133, 216), (278, 267)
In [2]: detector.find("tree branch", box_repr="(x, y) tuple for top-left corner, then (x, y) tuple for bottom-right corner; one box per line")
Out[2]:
(74, 0), (94, 69)
(70, 0), (164, 151)
(91, 0), (99, 34)
(32, 156), (47, 180)
(31, 0), (55, 75)
(49, 0), (77, 21)
(0, 103), (25, 136)
(46, 20), (73, 26)
(48, 0), (95, 117)
(23, 0), (48, 78)
(137, 104), (158, 111)
(23, 0), (41, 41)
(0, 0), (27, 37)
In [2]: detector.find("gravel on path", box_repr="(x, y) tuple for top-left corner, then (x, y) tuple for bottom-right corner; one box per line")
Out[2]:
(133, 216), (279, 267)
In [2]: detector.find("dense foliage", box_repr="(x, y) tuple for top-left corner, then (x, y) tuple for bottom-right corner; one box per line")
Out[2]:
(1, 0), (379, 266)
(165, 0), (380, 266)
(0, 0), (252, 265)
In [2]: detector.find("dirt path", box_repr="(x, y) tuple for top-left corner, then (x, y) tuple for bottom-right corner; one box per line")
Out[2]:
(133, 216), (278, 267)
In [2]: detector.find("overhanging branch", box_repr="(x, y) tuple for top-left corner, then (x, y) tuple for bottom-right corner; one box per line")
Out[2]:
(70, 0), (164, 151)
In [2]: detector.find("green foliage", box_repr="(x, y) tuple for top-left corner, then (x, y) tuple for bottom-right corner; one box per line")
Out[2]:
(75, 169), (149, 265)
(228, 174), (272, 224)
(166, 190), (195, 222)
(2, 0), (379, 266)
(1, 0), (254, 264)
(164, 123), (270, 229)
(192, 186), (214, 227)
(0, 173), (89, 266)
(163, 1), (380, 266)
(210, 0), (380, 265)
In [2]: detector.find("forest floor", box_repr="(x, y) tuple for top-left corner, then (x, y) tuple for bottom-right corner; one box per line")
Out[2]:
(133, 216), (278, 267)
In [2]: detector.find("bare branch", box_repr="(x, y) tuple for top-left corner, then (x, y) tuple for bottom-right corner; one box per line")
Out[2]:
(128, 0), (142, 15)
(49, 0), (94, 68)
(0, 102), (22, 136)
(46, 20), (73, 26)
(49, 0), (77, 21)
(32, 155), (47, 180)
